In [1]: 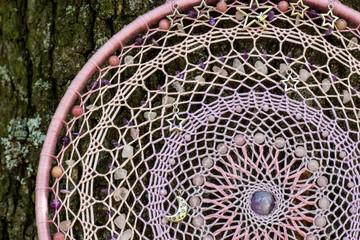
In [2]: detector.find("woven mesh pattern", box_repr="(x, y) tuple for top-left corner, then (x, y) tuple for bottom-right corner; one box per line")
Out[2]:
(50, 1), (360, 239)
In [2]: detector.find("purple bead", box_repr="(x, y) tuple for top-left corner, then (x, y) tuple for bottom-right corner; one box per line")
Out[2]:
(188, 9), (197, 18)
(101, 79), (111, 86)
(324, 26), (332, 36)
(199, 59), (205, 69)
(105, 210), (115, 216)
(175, 71), (184, 79)
(101, 189), (114, 194)
(243, 50), (249, 61)
(157, 85), (164, 91)
(263, 50), (268, 60)
(286, 51), (292, 63)
(60, 136), (70, 146)
(209, 16), (215, 26)
(50, 198), (61, 210)
(123, 118), (133, 126)
(268, 10), (275, 21)
(106, 234), (119, 240)
(307, 59), (314, 70)
(89, 81), (99, 90)
(111, 140), (121, 148)
(123, 119), (130, 126)
(251, 191), (275, 215)
(307, 9), (318, 18)
(134, 36), (144, 45)
(220, 52), (225, 63)
(332, 72), (338, 82)
(351, 86), (359, 94)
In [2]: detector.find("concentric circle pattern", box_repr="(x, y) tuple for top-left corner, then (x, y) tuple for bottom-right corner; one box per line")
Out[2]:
(50, 1), (360, 239)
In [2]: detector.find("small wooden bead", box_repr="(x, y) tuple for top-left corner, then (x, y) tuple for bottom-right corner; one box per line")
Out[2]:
(71, 105), (83, 117)
(216, 1), (228, 12)
(108, 55), (120, 66)
(51, 166), (63, 178)
(278, 1), (289, 13)
(159, 19), (170, 30)
(53, 232), (65, 240)
(336, 19), (347, 30)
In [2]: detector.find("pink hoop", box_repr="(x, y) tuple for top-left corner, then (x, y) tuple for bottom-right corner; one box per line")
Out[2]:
(35, 0), (360, 239)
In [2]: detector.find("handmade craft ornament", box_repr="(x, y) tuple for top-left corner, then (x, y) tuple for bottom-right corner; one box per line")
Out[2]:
(166, 104), (185, 131)
(320, 5), (339, 29)
(290, 0), (310, 18)
(216, 1), (227, 12)
(236, 0), (273, 29)
(165, 190), (188, 222)
(167, 4), (186, 29)
(194, 0), (213, 19)
(281, 69), (300, 92)
(35, 0), (360, 239)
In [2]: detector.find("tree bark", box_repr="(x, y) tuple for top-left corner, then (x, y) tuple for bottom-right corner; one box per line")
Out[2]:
(0, 0), (358, 239)
(0, 0), (163, 239)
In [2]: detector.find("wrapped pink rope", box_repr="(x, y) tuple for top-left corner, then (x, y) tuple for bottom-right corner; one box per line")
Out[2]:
(36, 0), (360, 239)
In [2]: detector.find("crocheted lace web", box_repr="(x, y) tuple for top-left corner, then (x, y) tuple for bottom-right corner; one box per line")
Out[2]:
(50, 1), (360, 239)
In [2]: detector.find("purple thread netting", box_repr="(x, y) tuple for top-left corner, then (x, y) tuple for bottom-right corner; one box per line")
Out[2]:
(50, 1), (360, 239)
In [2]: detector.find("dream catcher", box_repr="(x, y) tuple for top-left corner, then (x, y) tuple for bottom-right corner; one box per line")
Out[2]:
(36, 0), (360, 239)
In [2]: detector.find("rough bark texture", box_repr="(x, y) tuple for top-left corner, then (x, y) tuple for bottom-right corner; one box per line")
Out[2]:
(0, 0), (359, 239)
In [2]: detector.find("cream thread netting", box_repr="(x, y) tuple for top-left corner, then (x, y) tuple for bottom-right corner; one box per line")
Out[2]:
(49, 1), (360, 239)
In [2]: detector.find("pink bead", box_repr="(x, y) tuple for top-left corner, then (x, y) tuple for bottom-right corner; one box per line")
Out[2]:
(71, 105), (83, 117)
(295, 146), (306, 157)
(318, 197), (330, 209)
(216, 1), (227, 12)
(234, 134), (246, 146)
(321, 131), (329, 138)
(53, 232), (65, 240)
(192, 216), (204, 227)
(189, 196), (201, 207)
(216, 143), (228, 154)
(315, 216), (327, 227)
(278, 1), (289, 13)
(274, 137), (286, 148)
(306, 235), (317, 240)
(161, 217), (168, 224)
(307, 160), (319, 172)
(108, 55), (120, 66)
(159, 19), (170, 30)
(317, 176), (328, 187)
(203, 236), (214, 240)
(254, 133), (265, 144)
(202, 157), (213, 168)
(192, 175), (204, 186)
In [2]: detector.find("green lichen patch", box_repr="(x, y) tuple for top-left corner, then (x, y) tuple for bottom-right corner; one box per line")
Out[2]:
(0, 65), (11, 85)
(1, 116), (45, 170)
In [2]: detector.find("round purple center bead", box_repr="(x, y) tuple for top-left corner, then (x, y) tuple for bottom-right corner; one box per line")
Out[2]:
(251, 191), (275, 215)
